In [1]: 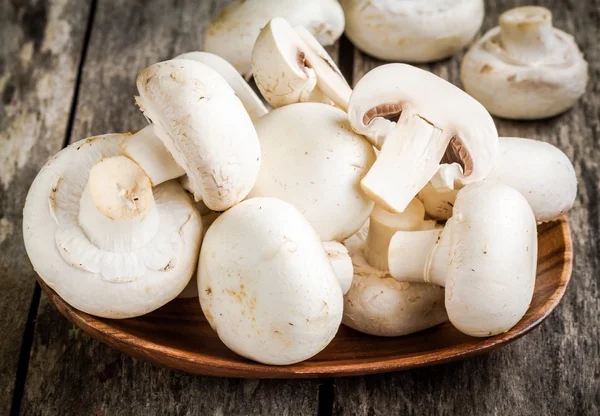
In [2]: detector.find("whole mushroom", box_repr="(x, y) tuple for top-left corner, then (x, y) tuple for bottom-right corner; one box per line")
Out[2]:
(204, 0), (345, 77)
(390, 182), (538, 337)
(340, 0), (484, 63)
(198, 197), (344, 365)
(23, 134), (202, 318)
(461, 6), (588, 119)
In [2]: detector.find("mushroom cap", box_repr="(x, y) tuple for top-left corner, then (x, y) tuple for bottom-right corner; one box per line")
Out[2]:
(23, 134), (202, 318)
(348, 63), (498, 185)
(198, 197), (343, 365)
(175, 51), (267, 121)
(204, 0), (344, 76)
(342, 221), (447, 337)
(136, 59), (261, 211)
(461, 9), (588, 119)
(340, 0), (484, 62)
(442, 182), (537, 337)
(248, 103), (376, 241)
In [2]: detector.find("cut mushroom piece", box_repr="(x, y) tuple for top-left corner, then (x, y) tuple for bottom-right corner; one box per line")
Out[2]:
(340, 0), (484, 62)
(136, 59), (261, 211)
(349, 63), (498, 213)
(390, 182), (537, 337)
(461, 6), (588, 119)
(23, 134), (202, 318)
(248, 103), (376, 242)
(419, 137), (578, 223)
(204, 0), (345, 77)
(198, 198), (343, 365)
(252, 18), (352, 110)
(175, 51), (267, 121)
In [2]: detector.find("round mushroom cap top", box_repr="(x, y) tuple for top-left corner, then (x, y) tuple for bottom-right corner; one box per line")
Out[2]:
(204, 0), (344, 76)
(136, 59), (261, 211)
(443, 182), (537, 337)
(340, 0), (484, 62)
(198, 197), (343, 365)
(349, 64), (498, 184)
(248, 103), (376, 242)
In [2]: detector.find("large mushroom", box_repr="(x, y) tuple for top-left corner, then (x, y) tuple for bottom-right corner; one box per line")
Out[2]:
(198, 197), (344, 365)
(23, 134), (202, 318)
(390, 182), (538, 337)
(340, 0), (484, 63)
(252, 18), (352, 110)
(461, 6), (588, 119)
(204, 0), (345, 77)
(348, 63), (498, 213)
(248, 102), (376, 242)
(419, 137), (578, 223)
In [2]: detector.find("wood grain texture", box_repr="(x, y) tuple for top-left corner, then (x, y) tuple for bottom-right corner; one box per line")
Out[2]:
(19, 1), (320, 415)
(0, 0), (91, 413)
(335, 0), (600, 414)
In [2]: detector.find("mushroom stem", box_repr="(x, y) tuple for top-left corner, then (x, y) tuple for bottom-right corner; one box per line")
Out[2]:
(120, 125), (185, 186)
(361, 113), (444, 213)
(499, 6), (560, 63)
(388, 228), (449, 287)
(78, 156), (160, 252)
(323, 241), (353, 294)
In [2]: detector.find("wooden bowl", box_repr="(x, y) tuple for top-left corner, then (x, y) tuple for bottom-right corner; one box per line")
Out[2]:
(39, 217), (572, 378)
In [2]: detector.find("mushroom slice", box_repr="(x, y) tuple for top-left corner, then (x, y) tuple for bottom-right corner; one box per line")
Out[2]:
(419, 137), (578, 223)
(204, 0), (345, 77)
(349, 63), (498, 213)
(461, 6), (588, 119)
(23, 134), (202, 319)
(175, 51), (267, 121)
(252, 18), (352, 110)
(390, 182), (537, 337)
(340, 0), (484, 62)
(342, 201), (447, 337)
(198, 198), (343, 365)
(248, 103), (376, 242)
(136, 59), (261, 211)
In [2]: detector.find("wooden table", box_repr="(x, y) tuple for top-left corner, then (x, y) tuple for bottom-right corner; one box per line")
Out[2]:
(1, 0), (598, 414)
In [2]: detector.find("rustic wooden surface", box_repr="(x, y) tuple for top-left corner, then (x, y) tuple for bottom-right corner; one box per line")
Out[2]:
(0, 0), (598, 414)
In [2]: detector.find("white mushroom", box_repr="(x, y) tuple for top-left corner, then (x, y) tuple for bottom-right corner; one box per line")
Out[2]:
(248, 103), (376, 242)
(175, 51), (268, 121)
(348, 63), (498, 213)
(342, 199), (447, 337)
(135, 59), (261, 211)
(198, 197), (343, 365)
(419, 137), (578, 223)
(340, 0), (484, 63)
(23, 135), (202, 318)
(252, 18), (352, 110)
(390, 182), (537, 337)
(204, 0), (345, 77)
(461, 6), (588, 119)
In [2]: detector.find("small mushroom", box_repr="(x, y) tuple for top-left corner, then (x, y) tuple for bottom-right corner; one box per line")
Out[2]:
(175, 51), (268, 121)
(248, 103), (376, 242)
(348, 63), (498, 213)
(390, 182), (537, 337)
(135, 59), (261, 211)
(461, 6), (588, 119)
(419, 137), (578, 223)
(23, 134), (202, 318)
(198, 197), (343, 365)
(204, 0), (345, 77)
(342, 199), (447, 337)
(252, 18), (352, 110)
(340, 0), (484, 62)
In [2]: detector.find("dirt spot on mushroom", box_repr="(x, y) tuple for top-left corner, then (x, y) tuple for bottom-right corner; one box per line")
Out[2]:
(205, 287), (212, 296)
(507, 74), (517, 81)
(480, 64), (493, 74)
(159, 260), (175, 271)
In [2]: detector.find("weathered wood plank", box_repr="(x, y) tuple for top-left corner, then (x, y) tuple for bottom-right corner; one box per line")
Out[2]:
(0, 0), (92, 414)
(334, 0), (600, 414)
(20, 1), (321, 414)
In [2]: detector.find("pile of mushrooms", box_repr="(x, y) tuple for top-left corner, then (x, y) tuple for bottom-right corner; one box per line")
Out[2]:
(23, 4), (582, 366)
